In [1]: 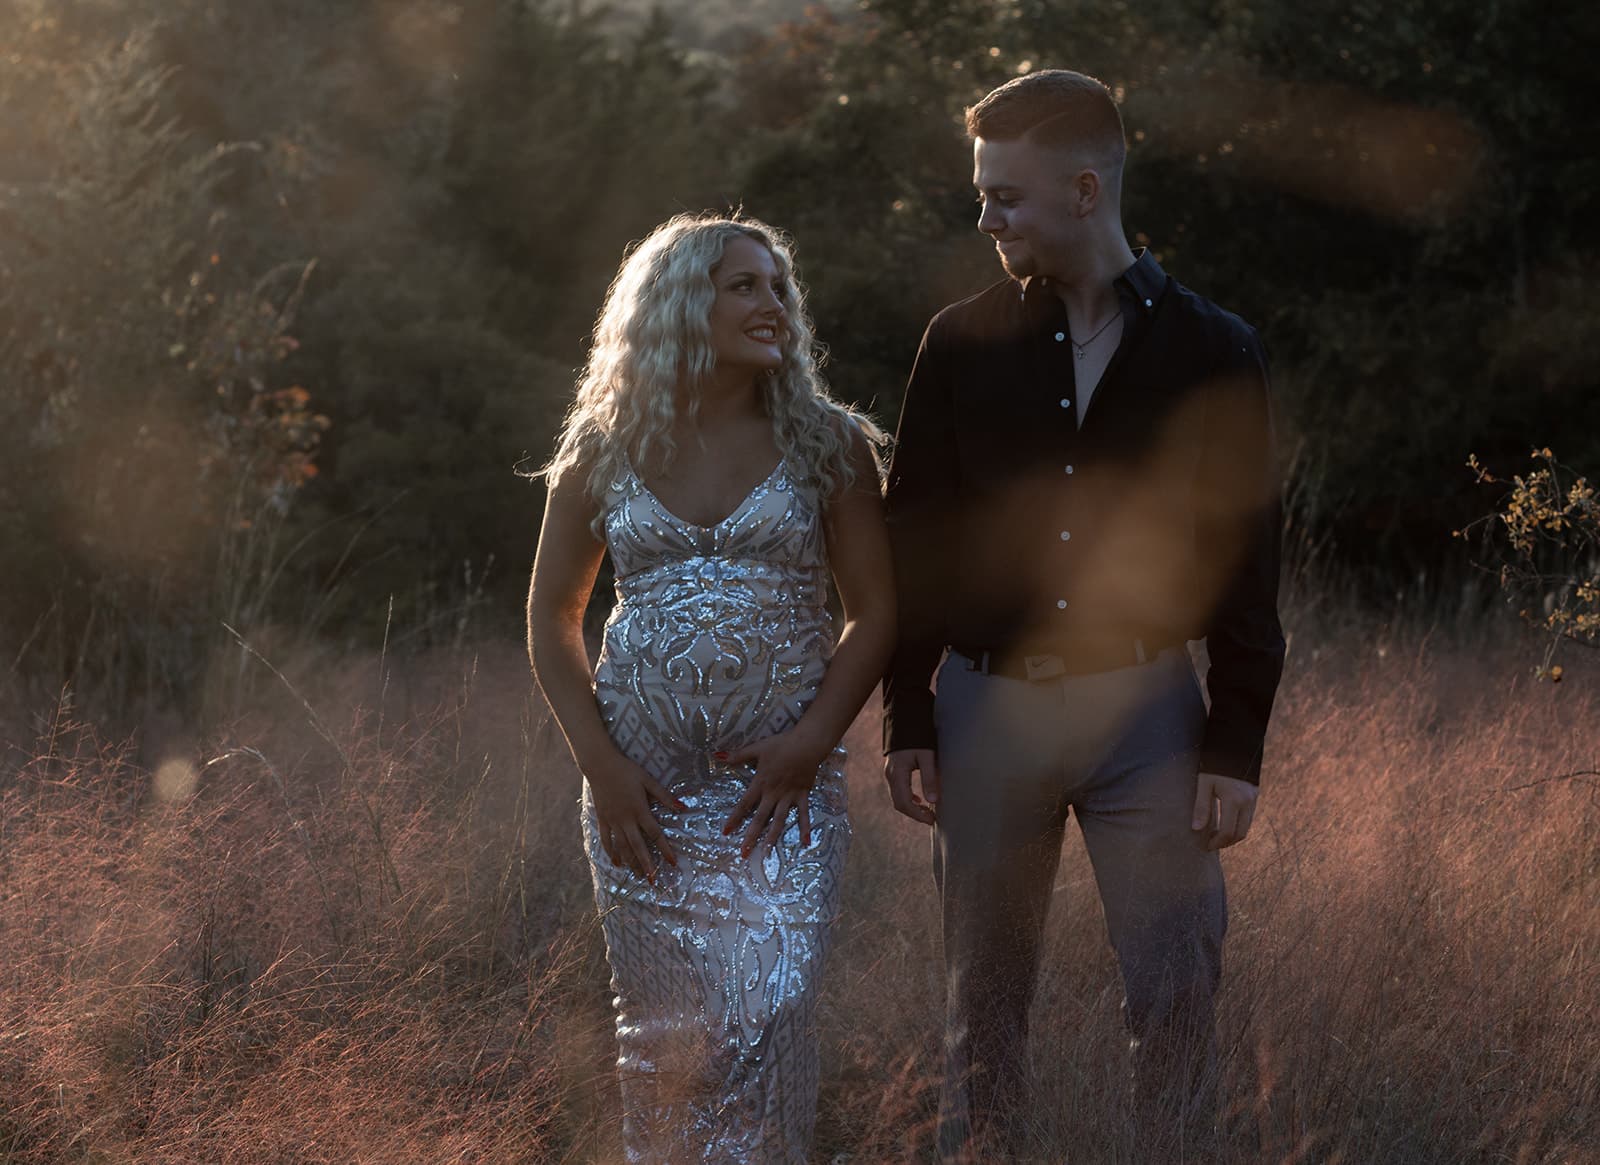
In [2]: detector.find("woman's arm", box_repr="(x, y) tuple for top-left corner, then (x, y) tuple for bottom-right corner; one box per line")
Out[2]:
(528, 469), (684, 880)
(723, 426), (897, 853)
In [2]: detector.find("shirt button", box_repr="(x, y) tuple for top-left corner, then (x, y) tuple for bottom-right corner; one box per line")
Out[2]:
(1064, 464), (1074, 474)
(1056, 599), (1068, 610)
(1054, 331), (1066, 342)
(1144, 298), (1153, 308)
(1059, 530), (1071, 541)
(1059, 398), (1071, 409)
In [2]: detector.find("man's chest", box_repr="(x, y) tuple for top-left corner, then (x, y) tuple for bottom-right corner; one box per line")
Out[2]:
(1072, 342), (1117, 426)
(943, 343), (1207, 478)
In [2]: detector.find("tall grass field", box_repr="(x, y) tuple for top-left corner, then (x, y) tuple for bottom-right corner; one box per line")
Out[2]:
(1, 613), (1594, 1163)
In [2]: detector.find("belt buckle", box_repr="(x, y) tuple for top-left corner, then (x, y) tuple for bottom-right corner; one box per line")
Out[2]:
(1023, 653), (1066, 681)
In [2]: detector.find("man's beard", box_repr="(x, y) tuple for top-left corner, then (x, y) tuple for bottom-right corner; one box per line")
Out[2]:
(997, 246), (1035, 279)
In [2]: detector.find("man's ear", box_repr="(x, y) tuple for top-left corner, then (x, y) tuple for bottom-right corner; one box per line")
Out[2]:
(1073, 168), (1102, 217)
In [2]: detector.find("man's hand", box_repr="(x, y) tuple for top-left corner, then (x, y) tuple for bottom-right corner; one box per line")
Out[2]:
(1191, 771), (1258, 851)
(884, 749), (940, 825)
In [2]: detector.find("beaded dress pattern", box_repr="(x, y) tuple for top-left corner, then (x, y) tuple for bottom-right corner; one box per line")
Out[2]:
(583, 456), (849, 1164)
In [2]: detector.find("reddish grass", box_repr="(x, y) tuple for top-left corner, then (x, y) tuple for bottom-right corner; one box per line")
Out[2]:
(0, 621), (1595, 1163)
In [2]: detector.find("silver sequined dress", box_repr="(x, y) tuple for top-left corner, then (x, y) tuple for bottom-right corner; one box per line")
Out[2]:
(583, 456), (849, 1163)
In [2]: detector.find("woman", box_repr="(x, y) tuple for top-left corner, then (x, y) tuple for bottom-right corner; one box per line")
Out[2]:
(527, 213), (894, 1162)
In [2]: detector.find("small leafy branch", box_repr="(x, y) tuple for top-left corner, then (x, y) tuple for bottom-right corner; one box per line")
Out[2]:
(1458, 448), (1599, 679)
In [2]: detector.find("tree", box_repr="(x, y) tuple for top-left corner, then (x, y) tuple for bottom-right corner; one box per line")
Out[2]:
(0, 24), (322, 714)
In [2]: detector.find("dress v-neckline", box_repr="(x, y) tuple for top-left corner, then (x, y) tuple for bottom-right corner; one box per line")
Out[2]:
(628, 456), (785, 531)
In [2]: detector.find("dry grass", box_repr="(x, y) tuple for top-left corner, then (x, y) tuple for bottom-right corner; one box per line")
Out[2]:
(0, 619), (1595, 1164)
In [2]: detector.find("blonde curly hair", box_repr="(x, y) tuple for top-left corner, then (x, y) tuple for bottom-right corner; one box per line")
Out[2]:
(541, 213), (885, 527)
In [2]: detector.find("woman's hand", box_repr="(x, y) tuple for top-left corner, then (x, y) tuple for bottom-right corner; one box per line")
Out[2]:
(719, 730), (832, 858)
(588, 753), (687, 881)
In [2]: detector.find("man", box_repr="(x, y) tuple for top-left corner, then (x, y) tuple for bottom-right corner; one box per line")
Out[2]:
(880, 70), (1285, 1160)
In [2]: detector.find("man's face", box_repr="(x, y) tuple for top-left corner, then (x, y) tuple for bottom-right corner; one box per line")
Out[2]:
(972, 136), (1083, 281)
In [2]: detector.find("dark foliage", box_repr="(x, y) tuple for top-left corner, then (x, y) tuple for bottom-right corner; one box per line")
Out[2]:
(1, 0), (1595, 713)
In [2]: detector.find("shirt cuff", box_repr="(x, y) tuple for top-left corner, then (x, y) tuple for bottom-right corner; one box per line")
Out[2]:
(1199, 721), (1265, 786)
(881, 691), (936, 755)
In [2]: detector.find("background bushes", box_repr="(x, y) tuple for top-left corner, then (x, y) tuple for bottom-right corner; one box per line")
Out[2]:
(2, 0), (1595, 713)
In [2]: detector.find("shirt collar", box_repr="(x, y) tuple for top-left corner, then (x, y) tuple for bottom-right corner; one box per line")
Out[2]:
(1018, 247), (1167, 316)
(1117, 247), (1166, 314)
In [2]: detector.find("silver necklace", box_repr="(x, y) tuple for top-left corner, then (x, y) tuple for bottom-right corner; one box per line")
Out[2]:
(1070, 313), (1121, 360)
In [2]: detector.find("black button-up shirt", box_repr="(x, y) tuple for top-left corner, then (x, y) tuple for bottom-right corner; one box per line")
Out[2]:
(881, 249), (1285, 784)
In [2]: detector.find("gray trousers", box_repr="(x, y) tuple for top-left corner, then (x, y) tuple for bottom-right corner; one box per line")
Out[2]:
(932, 648), (1225, 1161)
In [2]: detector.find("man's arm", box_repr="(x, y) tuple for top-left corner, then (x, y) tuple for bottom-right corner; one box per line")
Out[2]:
(882, 318), (959, 753)
(1192, 325), (1286, 848)
(881, 318), (959, 823)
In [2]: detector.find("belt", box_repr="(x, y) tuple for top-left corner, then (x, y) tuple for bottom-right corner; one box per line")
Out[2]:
(951, 637), (1178, 681)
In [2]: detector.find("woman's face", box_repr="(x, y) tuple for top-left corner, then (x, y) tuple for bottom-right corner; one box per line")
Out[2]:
(705, 235), (787, 379)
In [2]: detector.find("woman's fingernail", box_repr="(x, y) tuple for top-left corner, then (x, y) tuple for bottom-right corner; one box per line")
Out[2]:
(674, 800), (689, 812)
(713, 751), (728, 760)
